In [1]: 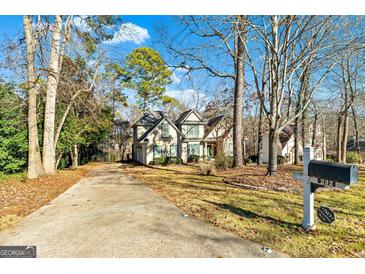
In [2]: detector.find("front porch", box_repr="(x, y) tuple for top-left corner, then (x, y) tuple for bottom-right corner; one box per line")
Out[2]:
(203, 141), (217, 160)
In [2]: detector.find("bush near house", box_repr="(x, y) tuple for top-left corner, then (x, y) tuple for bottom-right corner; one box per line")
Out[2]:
(187, 154), (200, 162)
(149, 156), (182, 165)
(149, 157), (166, 165)
(346, 152), (361, 164)
(214, 153), (233, 169)
(164, 157), (181, 165)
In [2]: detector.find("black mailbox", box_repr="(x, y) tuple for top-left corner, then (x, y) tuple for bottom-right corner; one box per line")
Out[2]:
(308, 160), (358, 185)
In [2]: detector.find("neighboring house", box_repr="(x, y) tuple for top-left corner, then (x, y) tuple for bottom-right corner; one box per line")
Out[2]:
(346, 136), (365, 158)
(131, 109), (233, 164)
(262, 123), (323, 164)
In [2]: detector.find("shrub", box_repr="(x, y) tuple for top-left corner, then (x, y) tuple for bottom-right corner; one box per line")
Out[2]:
(163, 157), (182, 165)
(326, 154), (337, 162)
(277, 155), (286, 164)
(214, 153), (233, 169)
(346, 152), (361, 164)
(245, 158), (253, 164)
(150, 157), (166, 165)
(187, 154), (200, 162)
(199, 163), (217, 176)
(248, 155), (257, 163)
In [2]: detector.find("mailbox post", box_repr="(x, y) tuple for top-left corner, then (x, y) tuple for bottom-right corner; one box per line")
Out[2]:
(302, 147), (315, 230)
(293, 146), (358, 231)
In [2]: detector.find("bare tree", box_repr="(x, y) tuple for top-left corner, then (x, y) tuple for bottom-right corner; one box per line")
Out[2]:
(158, 16), (248, 167)
(330, 17), (365, 162)
(245, 16), (335, 175)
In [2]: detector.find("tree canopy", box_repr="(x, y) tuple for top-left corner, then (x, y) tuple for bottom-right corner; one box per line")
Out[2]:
(125, 47), (172, 112)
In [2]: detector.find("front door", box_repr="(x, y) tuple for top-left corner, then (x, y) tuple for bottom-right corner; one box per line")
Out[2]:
(207, 143), (217, 159)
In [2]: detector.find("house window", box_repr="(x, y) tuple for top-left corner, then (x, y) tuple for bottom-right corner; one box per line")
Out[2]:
(153, 145), (163, 158)
(169, 144), (178, 157)
(187, 125), (199, 138)
(188, 144), (200, 156)
(162, 123), (169, 138)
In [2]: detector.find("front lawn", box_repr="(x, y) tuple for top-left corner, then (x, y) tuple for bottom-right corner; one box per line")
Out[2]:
(121, 163), (365, 258)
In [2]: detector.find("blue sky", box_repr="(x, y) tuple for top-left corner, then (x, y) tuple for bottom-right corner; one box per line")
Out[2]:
(0, 15), (214, 110)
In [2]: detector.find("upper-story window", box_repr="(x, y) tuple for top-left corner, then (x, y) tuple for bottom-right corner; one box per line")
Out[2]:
(161, 123), (169, 138)
(186, 125), (199, 138)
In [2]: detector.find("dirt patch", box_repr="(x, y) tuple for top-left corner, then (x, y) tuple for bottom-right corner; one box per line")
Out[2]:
(221, 164), (304, 193)
(0, 164), (98, 231)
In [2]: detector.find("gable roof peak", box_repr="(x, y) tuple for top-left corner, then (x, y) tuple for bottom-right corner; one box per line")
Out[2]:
(137, 116), (185, 142)
(175, 108), (205, 124)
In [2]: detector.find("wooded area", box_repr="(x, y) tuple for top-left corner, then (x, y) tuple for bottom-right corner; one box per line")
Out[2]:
(0, 15), (365, 179)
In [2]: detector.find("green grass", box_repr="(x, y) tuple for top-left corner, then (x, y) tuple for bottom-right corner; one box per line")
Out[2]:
(123, 164), (365, 258)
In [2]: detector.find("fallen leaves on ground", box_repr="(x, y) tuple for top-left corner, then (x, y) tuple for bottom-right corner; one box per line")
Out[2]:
(221, 165), (303, 193)
(0, 164), (98, 231)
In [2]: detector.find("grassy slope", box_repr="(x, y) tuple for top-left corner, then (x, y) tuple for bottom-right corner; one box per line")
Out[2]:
(122, 164), (365, 258)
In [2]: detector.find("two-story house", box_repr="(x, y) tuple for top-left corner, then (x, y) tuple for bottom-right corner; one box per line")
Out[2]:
(131, 109), (233, 164)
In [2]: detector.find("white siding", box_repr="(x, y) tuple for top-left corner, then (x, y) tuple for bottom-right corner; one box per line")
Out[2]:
(185, 112), (201, 122)
(137, 120), (182, 164)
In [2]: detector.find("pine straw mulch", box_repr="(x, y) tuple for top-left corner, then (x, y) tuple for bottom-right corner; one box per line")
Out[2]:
(220, 164), (305, 193)
(0, 164), (97, 231)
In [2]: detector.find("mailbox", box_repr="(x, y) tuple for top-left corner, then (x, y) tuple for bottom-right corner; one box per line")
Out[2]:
(308, 160), (358, 189)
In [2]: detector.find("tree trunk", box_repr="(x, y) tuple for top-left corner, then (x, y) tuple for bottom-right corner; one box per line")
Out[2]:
(351, 105), (361, 159)
(268, 127), (279, 176)
(336, 115), (343, 162)
(256, 99), (263, 165)
(55, 152), (63, 170)
(70, 144), (79, 169)
(294, 113), (300, 165)
(267, 16), (279, 176)
(42, 16), (63, 174)
(24, 16), (44, 179)
(301, 105), (307, 149)
(232, 17), (246, 168)
(312, 113), (318, 147)
(322, 116), (327, 161)
(341, 114), (349, 163)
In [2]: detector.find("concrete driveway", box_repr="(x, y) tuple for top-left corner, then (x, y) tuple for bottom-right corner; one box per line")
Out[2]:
(0, 163), (286, 258)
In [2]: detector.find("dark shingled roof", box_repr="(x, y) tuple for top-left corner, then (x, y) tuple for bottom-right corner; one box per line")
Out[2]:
(207, 115), (224, 127)
(151, 111), (166, 119)
(202, 115), (225, 140)
(132, 112), (158, 127)
(175, 109), (194, 125)
(131, 110), (168, 128)
(137, 117), (164, 142)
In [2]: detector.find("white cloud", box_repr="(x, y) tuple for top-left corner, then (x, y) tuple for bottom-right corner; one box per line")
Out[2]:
(174, 67), (189, 73)
(170, 72), (181, 84)
(166, 88), (207, 109)
(104, 22), (150, 45)
(166, 88), (195, 99)
(72, 16), (90, 31)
